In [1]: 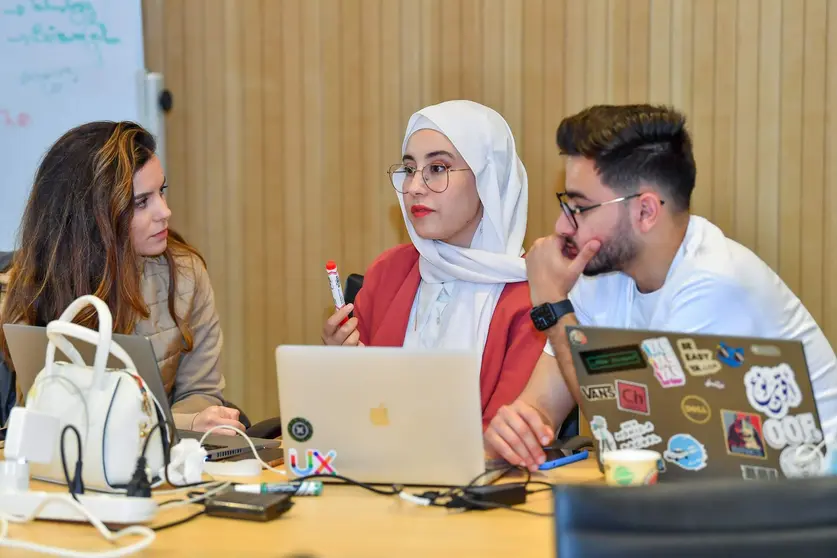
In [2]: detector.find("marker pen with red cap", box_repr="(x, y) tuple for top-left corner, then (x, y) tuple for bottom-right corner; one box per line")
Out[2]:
(326, 260), (348, 325)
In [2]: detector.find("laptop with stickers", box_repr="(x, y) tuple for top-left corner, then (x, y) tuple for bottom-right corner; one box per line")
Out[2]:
(567, 325), (824, 482)
(276, 345), (499, 486)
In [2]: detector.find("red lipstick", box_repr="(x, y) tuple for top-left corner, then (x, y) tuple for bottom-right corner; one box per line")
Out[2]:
(410, 205), (434, 217)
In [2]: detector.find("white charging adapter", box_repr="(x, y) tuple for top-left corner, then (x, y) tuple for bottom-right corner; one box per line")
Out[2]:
(160, 439), (208, 485)
(5, 407), (60, 464)
(2, 408), (61, 493)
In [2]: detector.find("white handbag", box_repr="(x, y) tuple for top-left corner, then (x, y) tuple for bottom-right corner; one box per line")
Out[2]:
(24, 295), (166, 492)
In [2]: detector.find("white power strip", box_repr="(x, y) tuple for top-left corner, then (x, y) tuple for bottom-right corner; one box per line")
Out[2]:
(0, 491), (158, 524)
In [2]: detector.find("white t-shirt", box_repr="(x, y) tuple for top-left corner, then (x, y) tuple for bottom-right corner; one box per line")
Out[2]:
(546, 215), (837, 435)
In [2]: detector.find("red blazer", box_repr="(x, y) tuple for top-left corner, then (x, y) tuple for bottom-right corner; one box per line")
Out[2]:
(353, 244), (546, 429)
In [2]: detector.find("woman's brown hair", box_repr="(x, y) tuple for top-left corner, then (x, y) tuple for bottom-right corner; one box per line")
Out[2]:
(0, 121), (203, 368)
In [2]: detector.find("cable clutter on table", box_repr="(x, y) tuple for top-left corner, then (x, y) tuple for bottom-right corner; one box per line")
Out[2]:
(2, 417), (559, 557)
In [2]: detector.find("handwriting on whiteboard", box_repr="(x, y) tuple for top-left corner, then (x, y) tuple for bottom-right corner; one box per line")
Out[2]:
(0, 110), (32, 128)
(2, 0), (121, 68)
(19, 66), (79, 94)
(8, 22), (119, 46)
(3, 0), (102, 19)
(1, 0), (122, 95)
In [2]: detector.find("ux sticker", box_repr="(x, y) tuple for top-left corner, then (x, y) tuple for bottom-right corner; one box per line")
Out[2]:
(676, 338), (721, 376)
(288, 449), (337, 476)
(721, 410), (767, 459)
(663, 434), (708, 471)
(716, 342), (744, 367)
(641, 337), (687, 388)
(744, 364), (802, 419)
(615, 380), (650, 415)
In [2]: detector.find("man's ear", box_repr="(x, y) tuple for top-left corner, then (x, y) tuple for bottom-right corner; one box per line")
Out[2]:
(637, 192), (663, 233)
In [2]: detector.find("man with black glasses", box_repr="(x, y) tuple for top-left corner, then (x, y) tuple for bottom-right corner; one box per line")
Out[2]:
(483, 104), (837, 471)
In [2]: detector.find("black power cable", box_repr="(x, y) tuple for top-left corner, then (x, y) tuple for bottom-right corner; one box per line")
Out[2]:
(59, 424), (85, 502)
(295, 465), (556, 517)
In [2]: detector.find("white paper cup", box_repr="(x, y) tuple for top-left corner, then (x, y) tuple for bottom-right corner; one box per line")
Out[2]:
(601, 449), (662, 486)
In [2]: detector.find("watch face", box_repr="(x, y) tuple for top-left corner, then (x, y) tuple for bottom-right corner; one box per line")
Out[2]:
(531, 304), (556, 330)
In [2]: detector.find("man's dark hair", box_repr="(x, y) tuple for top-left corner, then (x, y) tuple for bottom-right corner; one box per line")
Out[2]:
(556, 104), (696, 212)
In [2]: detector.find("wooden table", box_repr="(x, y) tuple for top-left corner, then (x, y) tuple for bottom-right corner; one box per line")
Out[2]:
(2, 457), (601, 558)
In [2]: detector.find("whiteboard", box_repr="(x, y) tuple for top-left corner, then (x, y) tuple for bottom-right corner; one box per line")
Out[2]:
(0, 0), (146, 250)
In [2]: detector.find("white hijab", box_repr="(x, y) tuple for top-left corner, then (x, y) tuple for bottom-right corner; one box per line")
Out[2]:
(395, 100), (529, 361)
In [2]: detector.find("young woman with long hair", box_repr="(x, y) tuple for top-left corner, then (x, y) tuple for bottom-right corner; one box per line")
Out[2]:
(0, 121), (242, 434)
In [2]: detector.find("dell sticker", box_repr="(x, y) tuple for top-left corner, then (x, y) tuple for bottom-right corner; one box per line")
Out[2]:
(681, 395), (711, 425)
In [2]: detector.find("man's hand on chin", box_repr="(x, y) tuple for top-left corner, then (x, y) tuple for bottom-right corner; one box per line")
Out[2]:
(525, 235), (601, 306)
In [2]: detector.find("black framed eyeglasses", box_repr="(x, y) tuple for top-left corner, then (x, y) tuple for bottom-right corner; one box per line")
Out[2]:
(387, 163), (470, 194)
(556, 192), (664, 229)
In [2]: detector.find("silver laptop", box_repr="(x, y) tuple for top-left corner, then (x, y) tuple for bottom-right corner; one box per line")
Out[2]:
(276, 345), (495, 486)
(567, 325), (825, 482)
(4, 323), (280, 461)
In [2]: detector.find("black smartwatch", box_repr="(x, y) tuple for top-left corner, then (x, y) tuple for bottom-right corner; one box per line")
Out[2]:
(530, 299), (575, 331)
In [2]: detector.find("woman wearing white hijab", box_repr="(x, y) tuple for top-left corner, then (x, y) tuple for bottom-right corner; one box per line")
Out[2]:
(322, 100), (576, 466)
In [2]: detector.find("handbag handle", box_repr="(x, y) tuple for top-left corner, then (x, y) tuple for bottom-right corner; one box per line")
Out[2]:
(44, 295), (139, 389)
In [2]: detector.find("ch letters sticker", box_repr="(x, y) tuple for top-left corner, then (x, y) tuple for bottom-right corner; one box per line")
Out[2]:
(615, 380), (650, 415)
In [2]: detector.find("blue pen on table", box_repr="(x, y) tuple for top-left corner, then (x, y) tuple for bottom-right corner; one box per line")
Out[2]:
(538, 450), (589, 471)
(233, 481), (323, 496)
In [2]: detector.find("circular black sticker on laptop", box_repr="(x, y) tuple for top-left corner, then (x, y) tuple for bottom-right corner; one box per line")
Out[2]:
(288, 417), (313, 442)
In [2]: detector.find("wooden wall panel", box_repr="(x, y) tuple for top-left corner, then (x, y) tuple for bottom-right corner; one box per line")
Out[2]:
(142, 0), (837, 422)
(827, 3), (837, 339)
